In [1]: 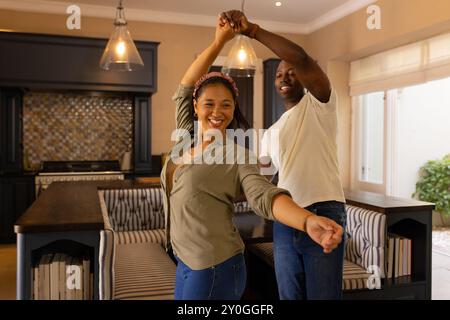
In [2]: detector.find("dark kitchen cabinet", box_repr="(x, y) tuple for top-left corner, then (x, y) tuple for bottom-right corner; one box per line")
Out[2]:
(0, 32), (160, 176)
(263, 59), (284, 128)
(134, 95), (152, 172)
(0, 88), (23, 174)
(1, 89), (35, 243)
(0, 32), (159, 93)
(0, 175), (35, 243)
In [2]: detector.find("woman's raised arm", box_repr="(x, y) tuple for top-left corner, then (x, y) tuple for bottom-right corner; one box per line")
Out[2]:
(181, 16), (235, 86)
(173, 16), (235, 132)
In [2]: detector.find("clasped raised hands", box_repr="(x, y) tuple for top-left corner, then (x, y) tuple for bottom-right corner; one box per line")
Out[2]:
(214, 14), (235, 45)
(219, 10), (254, 36)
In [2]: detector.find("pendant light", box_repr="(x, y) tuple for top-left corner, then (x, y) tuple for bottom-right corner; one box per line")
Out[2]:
(100, 0), (144, 71)
(221, 0), (258, 77)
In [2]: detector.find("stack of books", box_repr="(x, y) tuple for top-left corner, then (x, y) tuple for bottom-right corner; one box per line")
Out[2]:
(386, 233), (412, 279)
(32, 252), (93, 300)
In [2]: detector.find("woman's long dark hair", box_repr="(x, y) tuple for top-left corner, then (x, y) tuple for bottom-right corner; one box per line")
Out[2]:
(192, 77), (250, 131)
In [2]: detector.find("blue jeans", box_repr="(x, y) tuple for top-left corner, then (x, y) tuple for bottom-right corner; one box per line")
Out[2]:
(174, 253), (246, 300)
(273, 201), (346, 300)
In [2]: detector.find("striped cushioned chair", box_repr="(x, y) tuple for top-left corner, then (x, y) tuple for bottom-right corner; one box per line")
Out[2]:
(344, 204), (386, 290)
(342, 259), (371, 291)
(246, 204), (387, 292)
(247, 242), (373, 292)
(114, 242), (176, 300)
(99, 190), (258, 300)
(103, 188), (166, 245)
(98, 188), (175, 300)
(103, 188), (165, 232)
(234, 201), (252, 213)
(345, 205), (387, 278)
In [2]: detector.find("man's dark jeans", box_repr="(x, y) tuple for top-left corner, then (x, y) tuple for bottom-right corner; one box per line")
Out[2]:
(273, 200), (346, 300)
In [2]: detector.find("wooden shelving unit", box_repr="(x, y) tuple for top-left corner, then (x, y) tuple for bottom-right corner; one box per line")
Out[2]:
(245, 189), (434, 300)
(343, 189), (433, 300)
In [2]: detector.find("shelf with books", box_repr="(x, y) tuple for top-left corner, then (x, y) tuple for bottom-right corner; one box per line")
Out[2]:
(387, 218), (428, 284)
(31, 240), (94, 300)
(16, 229), (100, 300)
(386, 234), (413, 280)
(344, 189), (433, 300)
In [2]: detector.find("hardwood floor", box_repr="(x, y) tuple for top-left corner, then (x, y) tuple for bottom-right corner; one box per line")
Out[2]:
(0, 244), (16, 300)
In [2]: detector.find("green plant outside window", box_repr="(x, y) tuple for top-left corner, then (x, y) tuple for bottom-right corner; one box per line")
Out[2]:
(414, 154), (450, 217)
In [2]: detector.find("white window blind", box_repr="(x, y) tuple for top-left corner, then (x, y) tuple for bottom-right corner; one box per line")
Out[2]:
(350, 31), (450, 96)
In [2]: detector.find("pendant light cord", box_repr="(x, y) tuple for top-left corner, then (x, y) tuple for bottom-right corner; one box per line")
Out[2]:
(115, 0), (127, 26)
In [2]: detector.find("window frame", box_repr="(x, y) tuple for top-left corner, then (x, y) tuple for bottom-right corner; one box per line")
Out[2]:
(351, 91), (392, 194)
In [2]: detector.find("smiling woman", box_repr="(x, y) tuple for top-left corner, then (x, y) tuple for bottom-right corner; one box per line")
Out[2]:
(195, 83), (234, 130)
(159, 14), (343, 301)
(192, 72), (249, 133)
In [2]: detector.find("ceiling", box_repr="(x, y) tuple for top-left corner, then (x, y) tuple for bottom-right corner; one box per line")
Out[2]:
(0, 0), (377, 34)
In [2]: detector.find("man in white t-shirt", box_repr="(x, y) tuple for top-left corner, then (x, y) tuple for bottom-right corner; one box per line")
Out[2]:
(221, 10), (346, 299)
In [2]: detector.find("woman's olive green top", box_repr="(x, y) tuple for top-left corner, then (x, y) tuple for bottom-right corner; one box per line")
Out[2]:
(160, 84), (290, 270)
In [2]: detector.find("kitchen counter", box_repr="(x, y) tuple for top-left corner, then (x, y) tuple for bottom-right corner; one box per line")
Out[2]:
(14, 179), (161, 300)
(13, 178), (265, 300)
(15, 180), (160, 234)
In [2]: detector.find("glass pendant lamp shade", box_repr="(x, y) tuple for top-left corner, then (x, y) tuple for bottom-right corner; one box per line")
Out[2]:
(99, 0), (144, 71)
(221, 0), (258, 77)
(221, 35), (257, 77)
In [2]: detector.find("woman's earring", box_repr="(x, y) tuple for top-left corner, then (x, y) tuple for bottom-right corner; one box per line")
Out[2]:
(194, 112), (198, 120)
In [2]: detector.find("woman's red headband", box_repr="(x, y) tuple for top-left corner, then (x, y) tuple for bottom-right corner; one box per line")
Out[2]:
(193, 71), (239, 99)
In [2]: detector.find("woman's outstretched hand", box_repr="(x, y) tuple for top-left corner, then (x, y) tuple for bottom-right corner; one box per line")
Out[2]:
(305, 215), (344, 254)
(215, 14), (235, 45)
(180, 15), (236, 86)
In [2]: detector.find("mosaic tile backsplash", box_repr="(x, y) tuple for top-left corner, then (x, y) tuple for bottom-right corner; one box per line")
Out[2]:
(23, 92), (133, 170)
